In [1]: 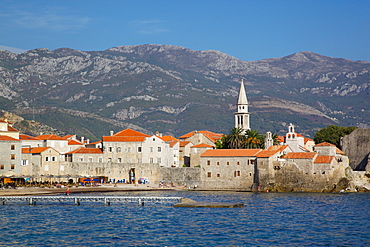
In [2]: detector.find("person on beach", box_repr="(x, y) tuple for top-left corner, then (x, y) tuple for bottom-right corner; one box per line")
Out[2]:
(65, 188), (70, 196)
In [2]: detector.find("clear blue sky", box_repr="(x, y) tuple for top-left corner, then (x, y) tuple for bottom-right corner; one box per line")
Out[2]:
(0, 0), (369, 61)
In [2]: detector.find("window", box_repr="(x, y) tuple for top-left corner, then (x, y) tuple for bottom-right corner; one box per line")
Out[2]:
(227, 162), (230, 165)
(217, 173), (220, 178)
(45, 156), (49, 161)
(217, 162), (220, 165)
(153, 138), (156, 141)
(22, 160), (29, 166)
(127, 147), (131, 152)
(11, 145), (15, 150)
(207, 172), (212, 177)
(234, 171), (241, 177)
(157, 158), (161, 163)
(79, 157), (84, 162)
(150, 158), (153, 163)
(138, 158), (142, 163)
(117, 147), (121, 153)
(251, 160), (255, 165)
(150, 147), (153, 152)
(52, 156), (56, 161)
(0, 165), (4, 170)
(118, 158), (122, 163)
(108, 158), (112, 162)
(207, 160), (210, 166)
(99, 158), (103, 163)
(108, 147), (113, 152)
(237, 162), (240, 165)
(138, 147), (142, 152)
(89, 157), (93, 162)
(11, 154), (15, 160)
(158, 147), (162, 152)
(10, 164), (15, 170)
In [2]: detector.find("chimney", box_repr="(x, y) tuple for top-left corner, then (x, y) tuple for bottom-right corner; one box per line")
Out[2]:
(110, 131), (114, 136)
(81, 137), (85, 143)
(87, 139), (90, 144)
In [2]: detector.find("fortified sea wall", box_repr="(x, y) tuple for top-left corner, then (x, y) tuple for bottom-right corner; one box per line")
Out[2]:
(341, 128), (370, 171)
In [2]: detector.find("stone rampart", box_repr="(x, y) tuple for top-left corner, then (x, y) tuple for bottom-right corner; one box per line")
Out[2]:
(341, 128), (370, 171)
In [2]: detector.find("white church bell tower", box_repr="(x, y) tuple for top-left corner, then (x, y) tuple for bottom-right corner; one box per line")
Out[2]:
(234, 79), (250, 133)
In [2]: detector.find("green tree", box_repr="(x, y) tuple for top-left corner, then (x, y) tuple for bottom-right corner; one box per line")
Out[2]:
(245, 129), (265, 149)
(271, 133), (280, 145)
(314, 125), (357, 148)
(223, 127), (246, 149)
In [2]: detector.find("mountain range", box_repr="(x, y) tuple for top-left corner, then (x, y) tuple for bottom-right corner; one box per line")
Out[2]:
(0, 44), (369, 141)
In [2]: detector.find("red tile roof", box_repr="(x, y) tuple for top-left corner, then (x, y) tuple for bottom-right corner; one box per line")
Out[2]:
(37, 134), (65, 140)
(102, 136), (146, 142)
(22, 147), (50, 154)
(0, 119), (13, 124)
(19, 134), (40, 140)
(284, 152), (317, 159)
(304, 137), (314, 144)
(88, 140), (101, 145)
(255, 150), (279, 158)
(113, 128), (150, 137)
(169, 140), (178, 147)
(315, 142), (336, 147)
(66, 147), (103, 154)
(68, 139), (83, 145)
(314, 155), (334, 164)
(6, 125), (19, 132)
(201, 149), (261, 157)
(0, 135), (19, 141)
(336, 147), (344, 155)
(179, 141), (191, 147)
(277, 136), (285, 143)
(160, 135), (179, 142)
(191, 143), (213, 148)
(179, 130), (223, 142)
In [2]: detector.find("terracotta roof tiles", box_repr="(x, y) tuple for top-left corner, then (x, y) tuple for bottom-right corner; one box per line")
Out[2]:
(37, 134), (65, 140)
(113, 128), (150, 137)
(0, 135), (19, 141)
(102, 136), (146, 142)
(314, 155), (334, 164)
(22, 147), (50, 154)
(284, 152), (317, 159)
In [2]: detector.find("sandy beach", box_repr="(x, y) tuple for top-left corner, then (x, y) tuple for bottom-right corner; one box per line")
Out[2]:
(0, 184), (182, 196)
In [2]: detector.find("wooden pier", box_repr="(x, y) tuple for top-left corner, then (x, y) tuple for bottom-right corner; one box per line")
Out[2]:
(0, 196), (183, 206)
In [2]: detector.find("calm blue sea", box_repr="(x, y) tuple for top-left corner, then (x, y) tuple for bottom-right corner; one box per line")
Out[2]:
(0, 191), (369, 246)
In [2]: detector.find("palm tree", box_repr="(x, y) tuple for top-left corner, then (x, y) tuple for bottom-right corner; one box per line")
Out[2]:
(245, 129), (264, 149)
(225, 128), (246, 149)
(271, 133), (280, 145)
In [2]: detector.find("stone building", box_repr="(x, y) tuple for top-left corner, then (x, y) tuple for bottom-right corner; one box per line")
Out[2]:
(200, 149), (261, 189)
(21, 147), (62, 179)
(0, 136), (22, 177)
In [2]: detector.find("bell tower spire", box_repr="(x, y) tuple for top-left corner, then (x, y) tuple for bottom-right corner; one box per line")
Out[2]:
(234, 79), (250, 133)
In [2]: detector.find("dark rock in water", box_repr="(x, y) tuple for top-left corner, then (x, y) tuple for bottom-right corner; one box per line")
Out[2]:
(174, 202), (244, 208)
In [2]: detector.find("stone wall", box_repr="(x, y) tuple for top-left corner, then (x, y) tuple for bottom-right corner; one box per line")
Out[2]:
(158, 167), (201, 188)
(258, 161), (350, 192)
(341, 129), (370, 171)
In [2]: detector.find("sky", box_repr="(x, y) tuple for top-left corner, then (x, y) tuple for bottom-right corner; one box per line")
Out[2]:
(0, 0), (369, 62)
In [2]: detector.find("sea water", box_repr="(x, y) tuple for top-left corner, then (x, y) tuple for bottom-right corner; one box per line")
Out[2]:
(0, 191), (369, 246)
